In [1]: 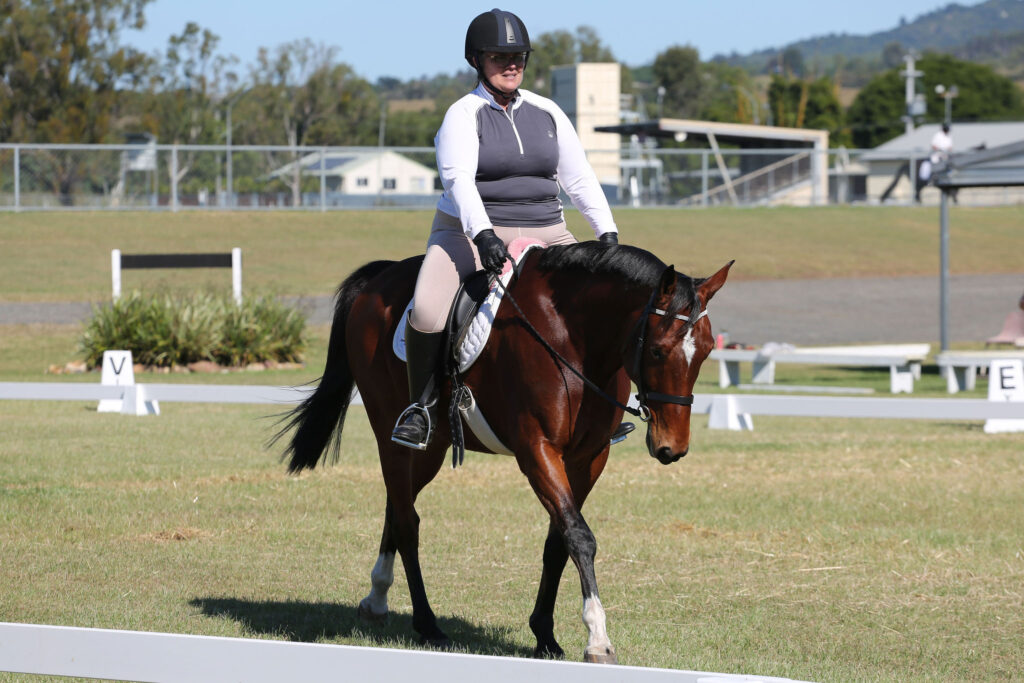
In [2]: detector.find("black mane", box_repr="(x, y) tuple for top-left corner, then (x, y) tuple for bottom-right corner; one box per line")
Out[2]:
(534, 242), (703, 326)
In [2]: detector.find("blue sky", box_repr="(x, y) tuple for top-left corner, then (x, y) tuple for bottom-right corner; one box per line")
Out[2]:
(124, 0), (973, 82)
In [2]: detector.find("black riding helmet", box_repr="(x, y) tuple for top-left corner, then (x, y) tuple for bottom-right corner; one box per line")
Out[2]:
(465, 8), (532, 95)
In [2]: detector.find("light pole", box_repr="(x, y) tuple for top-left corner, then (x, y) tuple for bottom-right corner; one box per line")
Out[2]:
(935, 84), (959, 126)
(901, 53), (925, 136)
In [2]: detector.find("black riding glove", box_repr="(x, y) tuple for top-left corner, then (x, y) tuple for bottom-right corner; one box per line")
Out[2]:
(599, 232), (618, 245)
(473, 229), (511, 275)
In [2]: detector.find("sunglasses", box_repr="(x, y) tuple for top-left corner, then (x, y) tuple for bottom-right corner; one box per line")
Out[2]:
(484, 52), (528, 68)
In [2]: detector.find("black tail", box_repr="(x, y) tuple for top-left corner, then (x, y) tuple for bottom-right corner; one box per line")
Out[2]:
(274, 260), (395, 473)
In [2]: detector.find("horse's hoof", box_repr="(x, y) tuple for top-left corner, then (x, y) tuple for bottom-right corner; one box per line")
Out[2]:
(583, 646), (618, 665)
(533, 642), (565, 659)
(419, 633), (452, 650)
(357, 598), (388, 624)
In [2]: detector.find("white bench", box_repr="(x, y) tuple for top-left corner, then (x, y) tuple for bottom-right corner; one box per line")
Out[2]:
(710, 343), (931, 394)
(936, 350), (1024, 393)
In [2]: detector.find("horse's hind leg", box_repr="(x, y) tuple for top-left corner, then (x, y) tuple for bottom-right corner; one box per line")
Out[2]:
(358, 500), (397, 623)
(529, 522), (569, 658)
(378, 441), (449, 648)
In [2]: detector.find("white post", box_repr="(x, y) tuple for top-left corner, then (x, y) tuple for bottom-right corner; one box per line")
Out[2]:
(811, 140), (825, 206)
(320, 147), (327, 212)
(171, 145), (179, 212)
(231, 248), (243, 305)
(13, 146), (20, 212)
(701, 151), (709, 207)
(111, 249), (122, 301)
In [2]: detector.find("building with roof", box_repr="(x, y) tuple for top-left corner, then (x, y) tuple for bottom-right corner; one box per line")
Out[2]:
(271, 150), (437, 196)
(860, 121), (1024, 204)
(593, 118), (830, 207)
(550, 63), (622, 193)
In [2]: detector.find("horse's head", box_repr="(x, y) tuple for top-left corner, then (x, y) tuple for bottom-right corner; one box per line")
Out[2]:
(630, 261), (732, 465)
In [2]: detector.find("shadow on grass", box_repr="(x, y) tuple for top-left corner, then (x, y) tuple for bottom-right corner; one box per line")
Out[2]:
(189, 597), (533, 658)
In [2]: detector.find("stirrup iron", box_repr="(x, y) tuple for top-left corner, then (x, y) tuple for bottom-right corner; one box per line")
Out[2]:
(391, 401), (435, 450)
(610, 421), (635, 446)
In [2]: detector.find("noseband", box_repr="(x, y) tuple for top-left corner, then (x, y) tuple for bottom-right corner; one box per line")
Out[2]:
(629, 288), (707, 421)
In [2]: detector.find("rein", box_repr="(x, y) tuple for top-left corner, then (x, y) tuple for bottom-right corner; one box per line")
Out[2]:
(491, 271), (706, 422)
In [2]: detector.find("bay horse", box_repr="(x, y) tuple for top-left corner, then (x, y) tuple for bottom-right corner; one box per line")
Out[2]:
(277, 241), (731, 663)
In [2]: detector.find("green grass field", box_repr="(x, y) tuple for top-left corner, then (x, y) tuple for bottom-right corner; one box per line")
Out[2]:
(1, 206), (1022, 302)
(1, 401), (1021, 681)
(1, 207), (1022, 680)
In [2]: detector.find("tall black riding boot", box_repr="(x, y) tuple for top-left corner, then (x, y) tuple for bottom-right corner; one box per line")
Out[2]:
(391, 320), (445, 450)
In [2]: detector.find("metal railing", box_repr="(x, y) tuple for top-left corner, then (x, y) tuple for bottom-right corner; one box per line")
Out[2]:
(2, 142), (1019, 212)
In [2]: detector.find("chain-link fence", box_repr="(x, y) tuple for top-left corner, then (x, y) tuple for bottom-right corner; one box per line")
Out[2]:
(2, 142), (1019, 211)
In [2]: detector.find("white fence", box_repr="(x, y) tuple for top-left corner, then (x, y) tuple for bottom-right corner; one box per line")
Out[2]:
(0, 622), (804, 683)
(1, 382), (1021, 429)
(696, 393), (1024, 430)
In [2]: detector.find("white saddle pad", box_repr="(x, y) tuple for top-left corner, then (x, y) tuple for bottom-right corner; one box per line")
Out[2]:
(393, 241), (546, 373)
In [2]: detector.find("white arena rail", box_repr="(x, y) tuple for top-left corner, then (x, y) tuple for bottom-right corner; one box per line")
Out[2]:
(0, 622), (806, 683)
(693, 394), (1024, 430)
(0, 382), (327, 411)
(1, 382), (1020, 431)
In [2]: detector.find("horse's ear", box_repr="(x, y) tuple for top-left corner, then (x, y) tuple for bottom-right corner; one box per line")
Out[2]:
(697, 260), (733, 303)
(658, 265), (677, 299)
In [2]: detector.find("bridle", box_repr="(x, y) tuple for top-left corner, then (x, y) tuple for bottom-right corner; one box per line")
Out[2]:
(492, 273), (707, 423)
(628, 287), (708, 422)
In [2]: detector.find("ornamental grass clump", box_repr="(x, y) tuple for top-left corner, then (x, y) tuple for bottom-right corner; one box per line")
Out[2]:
(216, 296), (307, 367)
(79, 292), (306, 369)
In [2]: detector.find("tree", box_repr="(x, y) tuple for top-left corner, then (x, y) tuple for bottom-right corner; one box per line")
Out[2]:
(847, 52), (1024, 148)
(702, 62), (762, 124)
(246, 40), (379, 204)
(881, 42), (905, 69)
(0, 0), (152, 203)
(779, 46), (805, 77)
(0, 0), (152, 142)
(522, 26), (617, 96)
(768, 75), (846, 142)
(651, 45), (707, 119)
(141, 22), (238, 196)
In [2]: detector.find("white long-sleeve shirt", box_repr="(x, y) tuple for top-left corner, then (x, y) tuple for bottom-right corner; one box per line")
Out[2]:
(435, 82), (617, 240)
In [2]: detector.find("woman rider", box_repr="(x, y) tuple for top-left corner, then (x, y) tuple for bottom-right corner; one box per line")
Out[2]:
(392, 8), (620, 449)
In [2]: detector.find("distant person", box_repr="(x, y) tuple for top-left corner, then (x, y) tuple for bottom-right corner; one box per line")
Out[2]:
(915, 123), (954, 203)
(930, 123), (953, 165)
(930, 123), (956, 203)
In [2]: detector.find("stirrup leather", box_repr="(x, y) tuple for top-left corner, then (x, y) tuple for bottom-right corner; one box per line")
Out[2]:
(391, 401), (435, 450)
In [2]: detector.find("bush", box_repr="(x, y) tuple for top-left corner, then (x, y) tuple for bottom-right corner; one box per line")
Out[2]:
(79, 292), (306, 369)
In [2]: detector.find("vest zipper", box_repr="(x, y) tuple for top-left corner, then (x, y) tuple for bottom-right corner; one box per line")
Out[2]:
(504, 106), (524, 156)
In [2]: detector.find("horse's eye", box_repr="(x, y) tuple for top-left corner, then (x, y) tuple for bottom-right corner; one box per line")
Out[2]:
(650, 347), (664, 360)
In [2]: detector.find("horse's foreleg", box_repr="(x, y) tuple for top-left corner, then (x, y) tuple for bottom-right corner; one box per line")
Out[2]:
(358, 500), (396, 622)
(563, 510), (616, 664)
(529, 522), (569, 658)
(523, 449), (617, 665)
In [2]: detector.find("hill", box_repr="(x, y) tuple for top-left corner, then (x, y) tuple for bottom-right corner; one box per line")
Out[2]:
(714, 0), (1024, 82)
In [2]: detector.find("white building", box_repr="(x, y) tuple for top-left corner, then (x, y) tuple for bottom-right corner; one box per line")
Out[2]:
(271, 150), (437, 195)
(550, 63), (622, 193)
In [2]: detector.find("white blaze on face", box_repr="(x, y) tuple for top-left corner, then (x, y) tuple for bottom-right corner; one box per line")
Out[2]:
(361, 552), (395, 617)
(682, 327), (696, 365)
(581, 594), (614, 657)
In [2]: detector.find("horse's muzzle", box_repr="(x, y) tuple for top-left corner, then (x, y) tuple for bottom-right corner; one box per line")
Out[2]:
(653, 445), (687, 465)
(646, 431), (688, 465)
